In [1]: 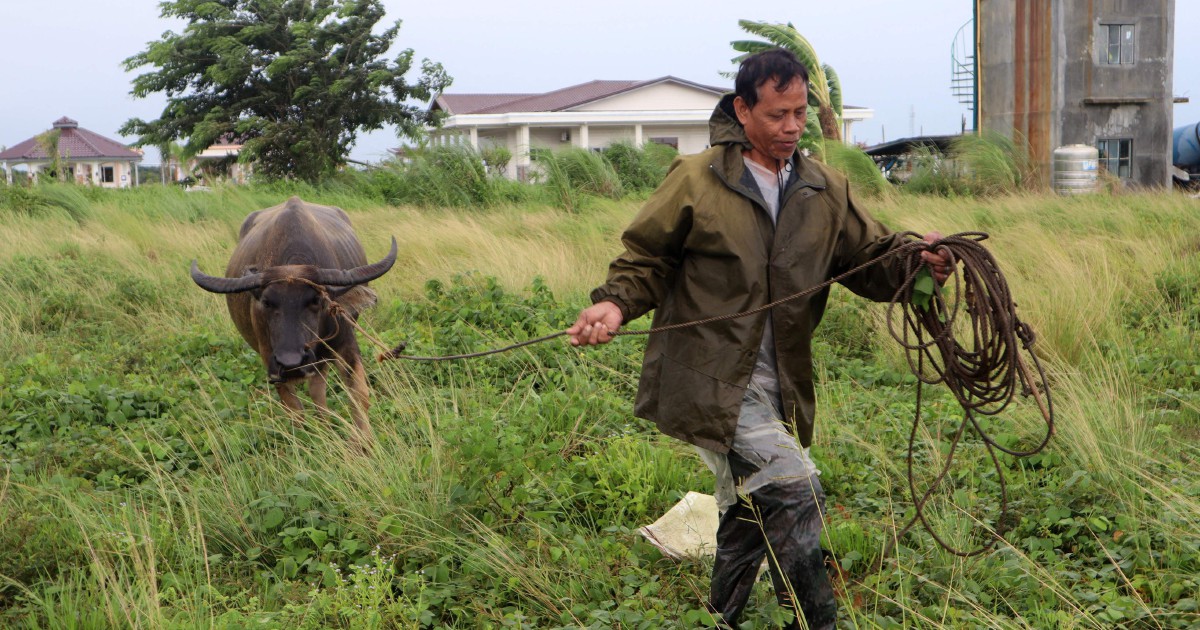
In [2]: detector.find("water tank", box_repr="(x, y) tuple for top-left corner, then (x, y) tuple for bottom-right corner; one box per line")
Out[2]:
(1052, 144), (1099, 195)
(1173, 122), (1200, 169)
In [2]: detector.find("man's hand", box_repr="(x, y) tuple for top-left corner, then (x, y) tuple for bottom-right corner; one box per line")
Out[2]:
(919, 231), (954, 284)
(567, 301), (624, 346)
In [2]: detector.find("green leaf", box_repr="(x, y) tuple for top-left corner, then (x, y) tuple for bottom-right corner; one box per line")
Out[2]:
(305, 527), (328, 548)
(912, 267), (937, 311)
(261, 507), (285, 529)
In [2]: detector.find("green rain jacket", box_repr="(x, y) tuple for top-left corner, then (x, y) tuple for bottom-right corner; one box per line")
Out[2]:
(590, 94), (909, 452)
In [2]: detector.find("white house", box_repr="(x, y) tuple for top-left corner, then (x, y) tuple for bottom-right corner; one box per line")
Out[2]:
(0, 117), (142, 187)
(426, 77), (875, 180)
(187, 137), (252, 185)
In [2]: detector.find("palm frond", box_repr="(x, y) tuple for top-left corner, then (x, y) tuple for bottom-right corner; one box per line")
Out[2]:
(805, 105), (823, 139)
(730, 40), (779, 58)
(823, 63), (842, 117)
(735, 20), (830, 103)
(737, 21), (823, 72)
(800, 112), (825, 159)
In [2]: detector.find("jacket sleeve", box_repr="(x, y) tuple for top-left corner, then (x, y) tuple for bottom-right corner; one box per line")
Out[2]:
(832, 177), (910, 302)
(589, 159), (693, 322)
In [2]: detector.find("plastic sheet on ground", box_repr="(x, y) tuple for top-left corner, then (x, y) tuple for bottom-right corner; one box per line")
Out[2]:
(637, 491), (719, 560)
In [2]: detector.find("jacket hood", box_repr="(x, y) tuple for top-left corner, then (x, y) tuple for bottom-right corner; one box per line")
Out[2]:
(709, 93), (751, 149)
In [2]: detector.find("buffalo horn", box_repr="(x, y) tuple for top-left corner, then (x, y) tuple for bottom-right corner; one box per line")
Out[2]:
(312, 236), (398, 287)
(190, 261), (265, 294)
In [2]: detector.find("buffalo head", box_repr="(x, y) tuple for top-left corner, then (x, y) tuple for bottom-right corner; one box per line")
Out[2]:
(191, 237), (397, 382)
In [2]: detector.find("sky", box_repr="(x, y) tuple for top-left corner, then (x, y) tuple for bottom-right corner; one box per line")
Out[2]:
(1, 0), (1198, 165)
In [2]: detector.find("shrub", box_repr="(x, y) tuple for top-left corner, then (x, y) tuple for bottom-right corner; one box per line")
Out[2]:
(823, 141), (889, 198)
(901, 144), (969, 196)
(369, 145), (485, 208)
(952, 130), (1040, 195)
(531, 147), (623, 212)
(0, 183), (93, 222)
(602, 141), (677, 193)
(480, 144), (513, 177)
(0, 183), (47, 215)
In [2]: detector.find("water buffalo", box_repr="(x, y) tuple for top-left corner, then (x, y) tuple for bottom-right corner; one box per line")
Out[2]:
(190, 196), (396, 447)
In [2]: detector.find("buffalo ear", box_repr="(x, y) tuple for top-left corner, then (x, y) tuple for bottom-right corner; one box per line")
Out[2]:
(326, 285), (354, 298)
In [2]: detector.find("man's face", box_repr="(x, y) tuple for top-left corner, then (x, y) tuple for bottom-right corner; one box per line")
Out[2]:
(733, 78), (808, 168)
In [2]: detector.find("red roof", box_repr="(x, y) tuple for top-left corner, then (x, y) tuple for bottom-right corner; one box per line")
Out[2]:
(432, 76), (727, 116)
(0, 117), (143, 162)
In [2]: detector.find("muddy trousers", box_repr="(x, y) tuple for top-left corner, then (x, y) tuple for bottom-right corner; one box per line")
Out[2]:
(710, 449), (836, 629)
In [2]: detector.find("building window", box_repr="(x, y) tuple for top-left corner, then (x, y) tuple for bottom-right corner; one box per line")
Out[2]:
(1101, 24), (1134, 65)
(1097, 138), (1132, 178)
(101, 166), (115, 183)
(649, 137), (679, 150)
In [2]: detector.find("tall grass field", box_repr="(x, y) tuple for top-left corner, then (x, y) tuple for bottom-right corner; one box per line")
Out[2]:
(1, 182), (1197, 629)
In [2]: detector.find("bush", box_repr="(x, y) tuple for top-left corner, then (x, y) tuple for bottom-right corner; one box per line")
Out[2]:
(531, 147), (624, 212)
(602, 141), (677, 193)
(901, 145), (969, 196)
(0, 183), (44, 215)
(952, 130), (1039, 195)
(395, 145), (492, 208)
(0, 183), (93, 222)
(480, 144), (513, 177)
(823, 141), (888, 198)
(894, 131), (1043, 197)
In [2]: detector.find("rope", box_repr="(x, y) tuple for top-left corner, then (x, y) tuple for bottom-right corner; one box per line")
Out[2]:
(372, 235), (932, 360)
(337, 231), (1054, 557)
(880, 232), (1053, 559)
(377, 331), (567, 362)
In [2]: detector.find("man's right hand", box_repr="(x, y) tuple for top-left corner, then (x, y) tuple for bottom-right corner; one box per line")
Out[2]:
(567, 301), (624, 346)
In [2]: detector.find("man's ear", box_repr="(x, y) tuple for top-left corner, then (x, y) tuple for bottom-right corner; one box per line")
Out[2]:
(733, 96), (751, 126)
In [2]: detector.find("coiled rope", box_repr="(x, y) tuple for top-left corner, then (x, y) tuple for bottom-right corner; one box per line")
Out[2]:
(345, 231), (1054, 556)
(881, 232), (1053, 558)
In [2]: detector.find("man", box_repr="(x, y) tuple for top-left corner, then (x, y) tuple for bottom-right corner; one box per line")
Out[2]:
(568, 48), (951, 629)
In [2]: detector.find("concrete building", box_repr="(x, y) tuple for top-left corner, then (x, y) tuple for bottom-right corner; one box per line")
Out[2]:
(977, 0), (1176, 188)
(427, 77), (875, 180)
(0, 117), (142, 187)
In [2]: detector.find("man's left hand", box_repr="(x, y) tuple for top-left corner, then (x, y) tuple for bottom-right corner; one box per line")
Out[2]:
(919, 231), (954, 284)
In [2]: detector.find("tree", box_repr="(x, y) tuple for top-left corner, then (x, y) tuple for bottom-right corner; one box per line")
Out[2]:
(121, 0), (451, 182)
(731, 20), (843, 147)
(36, 129), (68, 183)
(157, 141), (191, 185)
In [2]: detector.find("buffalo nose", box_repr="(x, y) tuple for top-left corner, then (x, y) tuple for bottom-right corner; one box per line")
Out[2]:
(274, 350), (307, 370)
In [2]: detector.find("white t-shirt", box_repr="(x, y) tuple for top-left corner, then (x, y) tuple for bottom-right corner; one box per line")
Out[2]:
(743, 156), (791, 395)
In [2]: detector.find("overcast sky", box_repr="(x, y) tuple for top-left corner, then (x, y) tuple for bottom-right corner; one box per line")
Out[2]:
(1, 0), (1197, 165)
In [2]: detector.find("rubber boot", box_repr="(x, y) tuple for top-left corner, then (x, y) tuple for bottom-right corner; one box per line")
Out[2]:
(709, 451), (836, 629)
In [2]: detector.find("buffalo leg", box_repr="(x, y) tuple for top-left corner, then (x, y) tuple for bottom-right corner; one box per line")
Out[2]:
(339, 358), (374, 448)
(308, 369), (330, 414)
(274, 381), (306, 430)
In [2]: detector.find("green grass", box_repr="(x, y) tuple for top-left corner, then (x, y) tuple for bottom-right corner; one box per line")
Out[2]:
(1, 184), (1198, 628)
(823, 141), (889, 198)
(898, 131), (1040, 197)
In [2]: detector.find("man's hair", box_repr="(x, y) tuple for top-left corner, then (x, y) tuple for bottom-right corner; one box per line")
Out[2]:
(734, 48), (811, 109)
